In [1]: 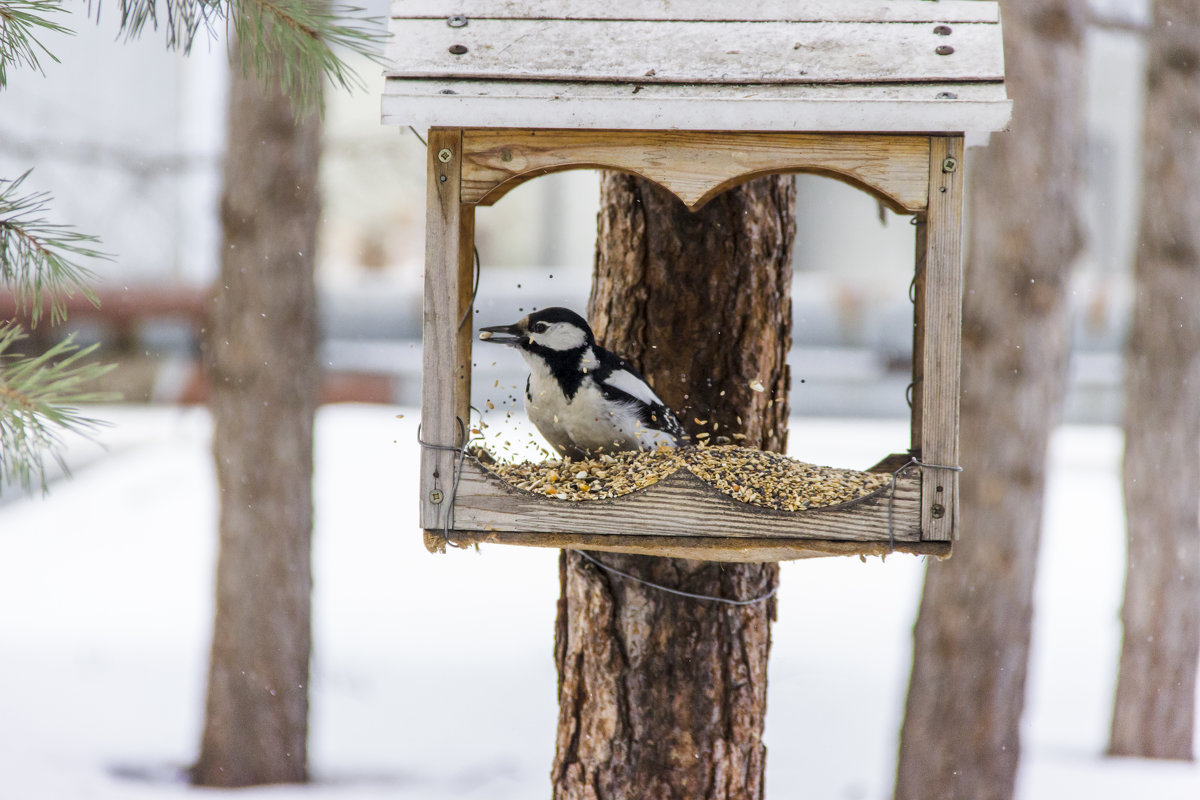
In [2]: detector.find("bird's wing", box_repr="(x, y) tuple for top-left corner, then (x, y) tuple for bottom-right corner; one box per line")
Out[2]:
(594, 349), (686, 439)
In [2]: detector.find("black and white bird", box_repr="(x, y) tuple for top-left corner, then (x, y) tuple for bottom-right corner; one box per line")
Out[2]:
(478, 307), (686, 459)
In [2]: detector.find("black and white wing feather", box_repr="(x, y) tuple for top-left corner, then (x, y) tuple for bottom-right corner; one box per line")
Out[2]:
(593, 348), (686, 443)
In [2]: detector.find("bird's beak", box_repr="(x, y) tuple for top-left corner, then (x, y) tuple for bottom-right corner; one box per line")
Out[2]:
(478, 322), (524, 345)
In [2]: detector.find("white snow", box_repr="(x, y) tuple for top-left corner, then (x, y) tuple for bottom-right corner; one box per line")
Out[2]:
(1, 406), (1197, 799)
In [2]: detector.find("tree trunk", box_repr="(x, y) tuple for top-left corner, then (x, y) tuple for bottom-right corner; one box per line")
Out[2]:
(1108, 0), (1200, 761)
(191, 40), (322, 787)
(894, 2), (1087, 799)
(551, 172), (794, 800)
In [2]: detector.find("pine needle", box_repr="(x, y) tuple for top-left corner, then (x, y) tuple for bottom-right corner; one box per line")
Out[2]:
(0, 322), (118, 496)
(0, 0), (72, 88)
(102, 0), (387, 113)
(0, 170), (108, 326)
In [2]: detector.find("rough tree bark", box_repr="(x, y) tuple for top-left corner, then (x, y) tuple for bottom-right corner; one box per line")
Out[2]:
(191, 39), (322, 787)
(1108, 0), (1200, 761)
(551, 172), (794, 800)
(894, 2), (1087, 799)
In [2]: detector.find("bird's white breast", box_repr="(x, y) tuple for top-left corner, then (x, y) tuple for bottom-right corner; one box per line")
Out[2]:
(521, 350), (672, 456)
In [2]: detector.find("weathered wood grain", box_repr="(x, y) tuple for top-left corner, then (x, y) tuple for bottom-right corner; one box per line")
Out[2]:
(436, 457), (923, 545)
(383, 79), (1012, 134)
(419, 128), (474, 531)
(392, 0), (1000, 24)
(387, 19), (1005, 85)
(919, 136), (964, 541)
(460, 129), (931, 212)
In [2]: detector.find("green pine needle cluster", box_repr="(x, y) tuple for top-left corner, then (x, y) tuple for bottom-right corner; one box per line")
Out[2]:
(1, 171), (106, 326)
(0, 0), (71, 88)
(0, 173), (113, 496)
(109, 0), (386, 113)
(0, 322), (118, 494)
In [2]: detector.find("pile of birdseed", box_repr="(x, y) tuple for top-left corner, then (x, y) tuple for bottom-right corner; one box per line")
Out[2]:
(476, 444), (890, 510)
(478, 448), (687, 501)
(685, 445), (890, 510)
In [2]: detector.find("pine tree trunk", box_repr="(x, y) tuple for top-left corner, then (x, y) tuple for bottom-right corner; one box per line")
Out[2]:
(551, 172), (794, 800)
(894, 2), (1086, 798)
(1108, 0), (1200, 761)
(191, 43), (322, 787)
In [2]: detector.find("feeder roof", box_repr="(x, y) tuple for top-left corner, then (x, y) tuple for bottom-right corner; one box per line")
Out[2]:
(382, 0), (1011, 133)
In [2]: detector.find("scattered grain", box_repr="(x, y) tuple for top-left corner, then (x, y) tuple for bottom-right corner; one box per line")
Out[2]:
(474, 444), (888, 509)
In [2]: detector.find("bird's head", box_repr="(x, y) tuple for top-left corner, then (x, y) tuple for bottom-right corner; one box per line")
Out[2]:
(478, 307), (595, 353)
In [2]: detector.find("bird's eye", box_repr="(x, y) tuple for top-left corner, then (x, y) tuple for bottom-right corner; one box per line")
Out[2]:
(532, 322), (550, 334)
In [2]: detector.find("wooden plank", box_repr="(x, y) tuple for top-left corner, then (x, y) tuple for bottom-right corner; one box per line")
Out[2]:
(420, 128), (471, 532)
(425, 529), (952, 563)
(387, 19), (1005, 85)
(439, 459), (924, 544)
(393, 0), (1000, 24)
(382, 80), (1013, 134)
(459, 129), (931, 212)
(919, 136), (964, 541)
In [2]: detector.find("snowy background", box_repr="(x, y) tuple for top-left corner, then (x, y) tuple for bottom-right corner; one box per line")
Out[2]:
(2, 405), (1198, 800)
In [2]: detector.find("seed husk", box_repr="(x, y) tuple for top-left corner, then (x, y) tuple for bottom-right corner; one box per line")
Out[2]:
(473, 444), (888, 510)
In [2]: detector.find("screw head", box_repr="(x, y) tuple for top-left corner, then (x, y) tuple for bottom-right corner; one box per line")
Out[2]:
(931, 503), (945, 519)
(430, 489), (444, 504)
(437, 148), (453, 163)
(935, 44), (955, 56)
(942, 156), (958, 173)
(448, 43), (469, 55)
(933, 25), (953, 36)
(447, 15), (467, 28)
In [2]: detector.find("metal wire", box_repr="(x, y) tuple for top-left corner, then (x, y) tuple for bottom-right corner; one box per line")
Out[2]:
(886, 457), (964, 552)
(571, 549), (780, 607)
(416, 417), (471, 544)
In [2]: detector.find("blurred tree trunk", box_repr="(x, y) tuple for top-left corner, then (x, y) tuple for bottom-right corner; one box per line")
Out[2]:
(191, 36), (322, 787)
(551, 172), (794, 800)
(1108, 0), (1200, 761)
(894, 2), (1087, 799)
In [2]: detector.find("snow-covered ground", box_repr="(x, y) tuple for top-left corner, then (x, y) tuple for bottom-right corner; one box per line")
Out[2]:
(1, 405), (1197, 799)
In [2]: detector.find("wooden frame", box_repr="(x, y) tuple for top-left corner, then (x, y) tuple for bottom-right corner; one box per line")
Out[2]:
(419, 128), (963, 561)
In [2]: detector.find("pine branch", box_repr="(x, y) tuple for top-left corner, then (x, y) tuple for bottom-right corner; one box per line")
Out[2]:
(0, 321), (118, 495)
(0, 0), (72, 88)
(233, 0), (386, 111)
(0, 170), (107, 326)
(103, 0), (386, 113)
(109, 0), (224, 53)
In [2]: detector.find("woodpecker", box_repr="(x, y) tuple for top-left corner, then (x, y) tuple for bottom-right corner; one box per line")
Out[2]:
(478, 307), (686, 459)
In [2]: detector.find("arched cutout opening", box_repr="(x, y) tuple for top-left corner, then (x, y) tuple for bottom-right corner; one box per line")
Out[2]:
(459, 129), (930, 214)
(470, 166), (916, 465)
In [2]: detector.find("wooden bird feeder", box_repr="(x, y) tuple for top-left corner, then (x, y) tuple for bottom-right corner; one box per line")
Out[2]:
(383, 0), (1011, 561)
